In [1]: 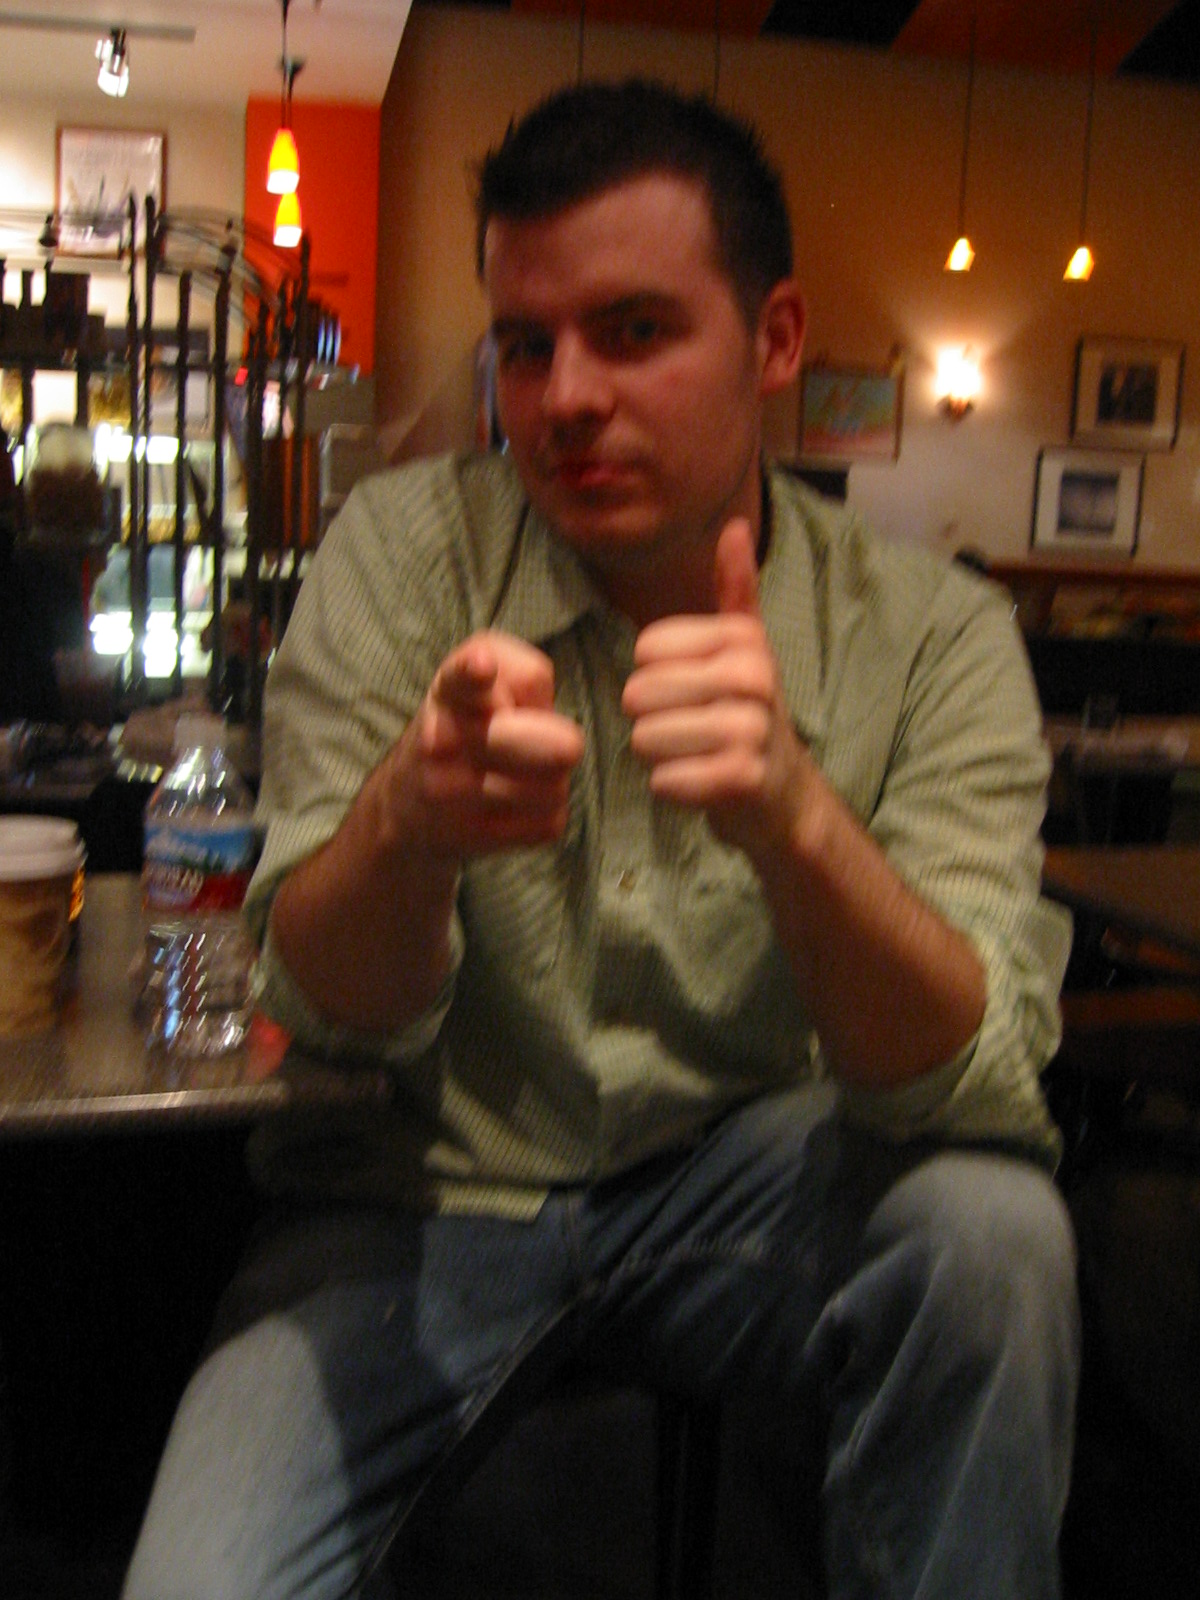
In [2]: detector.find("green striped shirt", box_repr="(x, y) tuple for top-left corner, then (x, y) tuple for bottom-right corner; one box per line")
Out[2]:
(244, 453), (1069, 1212)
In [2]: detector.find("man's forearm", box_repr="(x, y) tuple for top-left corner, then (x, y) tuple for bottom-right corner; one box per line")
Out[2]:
(270, 740), (461, 1034)
(754, 769), (987, 1091)
(266, 630), (584, 1035)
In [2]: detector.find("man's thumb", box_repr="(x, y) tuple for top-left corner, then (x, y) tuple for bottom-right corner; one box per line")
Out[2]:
(715, 517), (760, 616)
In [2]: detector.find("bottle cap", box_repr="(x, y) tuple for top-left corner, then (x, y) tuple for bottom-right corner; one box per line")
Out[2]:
(173, 713), (227, 754)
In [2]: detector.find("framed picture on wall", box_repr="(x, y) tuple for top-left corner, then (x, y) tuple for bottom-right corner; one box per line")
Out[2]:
(1031, 447), (1144, 557)
(798, 360), (903, 463)
(1071, 336), (1183, 451)
(56, 126), (165, 255)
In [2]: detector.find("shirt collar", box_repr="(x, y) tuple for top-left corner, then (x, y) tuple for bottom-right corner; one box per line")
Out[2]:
(489, 463), (829, 759)
(758, 468), (828, 759)
(491, 498), (604, 645)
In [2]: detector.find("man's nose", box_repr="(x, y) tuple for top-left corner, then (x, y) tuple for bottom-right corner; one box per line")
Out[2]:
(541, 332), (610, 421)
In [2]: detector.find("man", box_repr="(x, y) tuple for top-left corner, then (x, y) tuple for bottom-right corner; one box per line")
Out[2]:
(124, 80), (1078, 1600)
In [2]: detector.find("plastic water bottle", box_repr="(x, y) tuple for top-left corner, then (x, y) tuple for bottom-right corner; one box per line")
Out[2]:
(141, 713), (259, 1055)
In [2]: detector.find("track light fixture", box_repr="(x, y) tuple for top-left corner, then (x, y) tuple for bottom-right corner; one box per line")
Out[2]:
(96, 28), (129, 97)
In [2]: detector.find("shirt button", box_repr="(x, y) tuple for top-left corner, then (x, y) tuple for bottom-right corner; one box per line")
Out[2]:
(617, 868), (638, 892)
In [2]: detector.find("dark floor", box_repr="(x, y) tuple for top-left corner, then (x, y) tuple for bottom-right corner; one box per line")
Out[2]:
(2, 1129), (1198, 1600)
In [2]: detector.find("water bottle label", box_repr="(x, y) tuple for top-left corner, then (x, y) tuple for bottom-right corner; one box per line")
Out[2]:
(143, 821), (258, 914)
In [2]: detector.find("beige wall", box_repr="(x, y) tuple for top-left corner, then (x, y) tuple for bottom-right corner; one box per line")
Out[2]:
(0, 96), (244, 332)
(377, 7), (1200, 569)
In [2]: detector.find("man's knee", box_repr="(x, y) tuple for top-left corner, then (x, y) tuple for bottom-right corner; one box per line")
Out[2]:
(873, 1151), (1080, 1372)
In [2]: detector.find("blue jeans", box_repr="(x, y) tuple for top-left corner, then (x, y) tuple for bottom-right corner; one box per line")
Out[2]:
(121, 1086), (1079, 1600)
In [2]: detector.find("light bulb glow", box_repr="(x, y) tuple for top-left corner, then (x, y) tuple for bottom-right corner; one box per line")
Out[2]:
(273, 191), (302, 249)
(936, 347), (981, 418)
(267, 127), (300, 195)
(1064, 245), (1094, 281)
(945, 235), (975, 273)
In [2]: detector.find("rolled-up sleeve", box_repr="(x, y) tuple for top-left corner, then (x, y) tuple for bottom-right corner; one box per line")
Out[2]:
(243, 464), (470, 1062)
(842, 573), (1071, 1163)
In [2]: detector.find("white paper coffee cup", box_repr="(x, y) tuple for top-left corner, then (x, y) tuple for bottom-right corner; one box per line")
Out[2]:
(0, 817), (86, 1038)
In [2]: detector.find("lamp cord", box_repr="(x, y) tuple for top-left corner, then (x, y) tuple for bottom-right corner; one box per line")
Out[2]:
(1079, 6), (1097, 240)
(713, 0), (722, 102)
(280, 0), (291, 128)
(956, 3), (976, 235)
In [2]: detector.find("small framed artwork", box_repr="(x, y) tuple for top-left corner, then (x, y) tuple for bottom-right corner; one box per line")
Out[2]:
(799, 360), (903, 463)
(1071, 336), (1183, 451)
(1031, 447), (1144, 558)
(56, 126), (165, 255)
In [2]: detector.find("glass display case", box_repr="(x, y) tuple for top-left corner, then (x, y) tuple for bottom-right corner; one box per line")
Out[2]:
(4, 209), (357, 727)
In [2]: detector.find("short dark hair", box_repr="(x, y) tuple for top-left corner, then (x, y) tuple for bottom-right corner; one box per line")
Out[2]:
(473, 79), (793, 322)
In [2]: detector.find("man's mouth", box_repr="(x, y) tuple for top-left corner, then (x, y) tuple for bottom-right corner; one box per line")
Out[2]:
(548, 456), (635, 493)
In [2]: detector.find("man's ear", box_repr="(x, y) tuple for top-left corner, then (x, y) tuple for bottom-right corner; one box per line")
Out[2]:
(756, 279), (806, 397)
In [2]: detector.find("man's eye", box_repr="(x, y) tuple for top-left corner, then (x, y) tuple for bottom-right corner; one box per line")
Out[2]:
(600, 317), (664, 356)
(497, 333), (553, 370)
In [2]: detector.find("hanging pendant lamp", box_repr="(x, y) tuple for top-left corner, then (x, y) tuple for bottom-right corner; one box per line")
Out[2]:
(267, 1), (301, 196)
(945, 5), (977, 272)
(274, 191), (302, 249)
(1065, 11), (1098, 281)
(267, 127), (299, 196)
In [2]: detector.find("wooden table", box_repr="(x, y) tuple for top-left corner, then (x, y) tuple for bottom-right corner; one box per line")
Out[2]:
(1043, 714), (1200, 776)
(1043, 845), (1200, 963)
(0, 873), (392, 1137)
(1043, 714), (1200, 773)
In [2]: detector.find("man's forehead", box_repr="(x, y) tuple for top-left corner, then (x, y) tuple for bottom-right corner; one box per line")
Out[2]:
(482, 171), (721, 303)
(485, 171), (713, 253)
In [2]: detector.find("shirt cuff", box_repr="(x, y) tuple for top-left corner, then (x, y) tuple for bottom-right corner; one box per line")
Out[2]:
(836, 1030), (979, 1139)
(252, 916), (462, 1067)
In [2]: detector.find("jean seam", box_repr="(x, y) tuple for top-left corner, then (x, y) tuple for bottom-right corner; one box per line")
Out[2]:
(349, 1298), (581, 1597)
(601, 1229), (817, 1294)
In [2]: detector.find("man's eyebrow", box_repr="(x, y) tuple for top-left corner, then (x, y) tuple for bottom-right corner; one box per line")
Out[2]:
(491, 292), (682, 337)
(490, 315), (544, 338)
(587, 291), (681, 318)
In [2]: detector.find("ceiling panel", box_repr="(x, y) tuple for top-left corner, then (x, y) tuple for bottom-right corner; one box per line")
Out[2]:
(451, 0), (1200, 82)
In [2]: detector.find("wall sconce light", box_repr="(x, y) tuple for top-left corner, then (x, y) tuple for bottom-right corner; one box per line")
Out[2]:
(936, 347), (981, 419)
(945, 4), (977, 273)
(1065, 13), (1097, 281)
(96, 28), (129, 97)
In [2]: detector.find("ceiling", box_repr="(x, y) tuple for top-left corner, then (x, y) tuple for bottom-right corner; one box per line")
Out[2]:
(457, 0), (1200, 84)
(0, 2), (414, 108)
(0, 0), (1198, 111)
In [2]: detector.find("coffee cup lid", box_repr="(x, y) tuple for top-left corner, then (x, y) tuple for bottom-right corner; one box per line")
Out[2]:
(0, 817), (85, 882)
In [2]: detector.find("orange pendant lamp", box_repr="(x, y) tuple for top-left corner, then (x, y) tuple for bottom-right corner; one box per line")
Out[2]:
(274, 190), (302, 249)
(944, 5), (977, 274)
(267, 126), (299, 196)
(267, 1), (302, 212)
(1065, 15), (1098, 282)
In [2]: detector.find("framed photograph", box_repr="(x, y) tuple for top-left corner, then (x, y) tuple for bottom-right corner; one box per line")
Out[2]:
(799, 361), (903, 463)
(56, 126), (165, 255)
(1071, 336), (1183, 451)
(1031, 447), (1144, 557)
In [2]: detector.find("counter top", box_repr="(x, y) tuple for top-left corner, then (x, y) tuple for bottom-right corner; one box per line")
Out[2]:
(1043, 714), (1200, 770)
(0, 874), (392, 1138)
(1043, 844), (1200, 963)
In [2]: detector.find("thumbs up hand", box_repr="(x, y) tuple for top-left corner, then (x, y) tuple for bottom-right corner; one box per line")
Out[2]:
(622, 517), (813, 863)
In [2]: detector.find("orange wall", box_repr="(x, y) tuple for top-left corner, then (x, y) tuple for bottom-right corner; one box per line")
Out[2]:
(244, 99), (380, 375)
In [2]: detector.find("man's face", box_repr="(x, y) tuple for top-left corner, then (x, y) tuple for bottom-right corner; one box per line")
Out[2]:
(483, 173), (790, 600)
